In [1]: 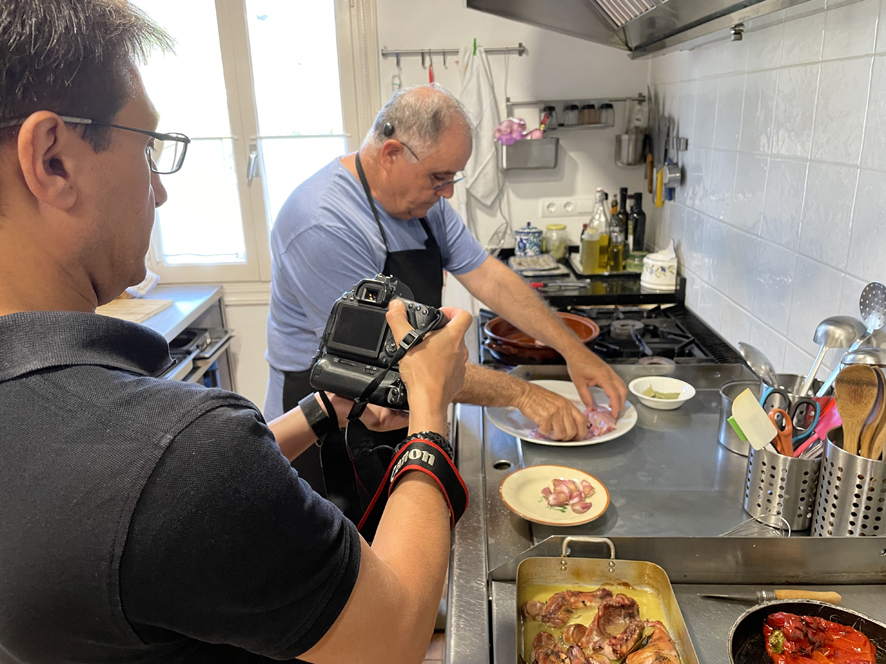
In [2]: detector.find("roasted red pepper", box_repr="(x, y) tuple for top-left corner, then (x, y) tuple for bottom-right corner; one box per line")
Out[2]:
(763, 612), (876, 664)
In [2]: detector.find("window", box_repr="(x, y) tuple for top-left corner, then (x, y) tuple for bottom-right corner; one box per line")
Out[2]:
(133, 0), (379, 283)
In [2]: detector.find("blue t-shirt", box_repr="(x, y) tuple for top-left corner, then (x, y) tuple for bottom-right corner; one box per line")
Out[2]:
(264, 157), (488, 419)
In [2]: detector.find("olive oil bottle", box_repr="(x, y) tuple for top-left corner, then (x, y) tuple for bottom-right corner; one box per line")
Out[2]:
(608, 188), (628, 272)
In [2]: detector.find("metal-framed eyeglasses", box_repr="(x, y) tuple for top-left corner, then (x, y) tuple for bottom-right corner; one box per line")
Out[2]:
(0, 115), (190, 175)
(397, 140), (466, 191)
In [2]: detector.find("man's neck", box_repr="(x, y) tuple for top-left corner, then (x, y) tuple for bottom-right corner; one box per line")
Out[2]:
(0, 233), (97, 316)
(341, 149), (410, 220)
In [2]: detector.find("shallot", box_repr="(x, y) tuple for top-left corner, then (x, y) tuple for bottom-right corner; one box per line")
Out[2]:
(541, 477), (595, 513)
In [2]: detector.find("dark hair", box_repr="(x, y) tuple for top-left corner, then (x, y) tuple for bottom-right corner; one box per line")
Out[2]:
(0, 0), (173, 151)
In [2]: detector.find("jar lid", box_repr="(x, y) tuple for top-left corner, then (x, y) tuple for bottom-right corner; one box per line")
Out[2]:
(542, 105), (556, 112)
(580, 104), (596, 109)
(600, 103), (614, 109)
(546, 224), (567, 230)
(565, 104), (579, 110)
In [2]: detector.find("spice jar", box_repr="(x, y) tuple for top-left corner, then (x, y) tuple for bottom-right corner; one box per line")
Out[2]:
(579, 104), (597, 125)
(514, 222), (544, 257)
(541, 105), (558, 130)
(598, 103), (614, 126)
(563, 104), (580, 126)
(543, 224), (569, 261)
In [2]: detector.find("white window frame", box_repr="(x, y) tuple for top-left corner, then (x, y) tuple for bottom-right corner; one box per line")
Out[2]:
(146, 0), (380, 285)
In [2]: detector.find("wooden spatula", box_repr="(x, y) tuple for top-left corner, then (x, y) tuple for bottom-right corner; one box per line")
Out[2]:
(834, 365), (880, 456)
(858, 369), (884, 459)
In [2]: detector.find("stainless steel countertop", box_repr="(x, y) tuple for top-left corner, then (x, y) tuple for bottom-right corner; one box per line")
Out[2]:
(447, 363), (886, 664)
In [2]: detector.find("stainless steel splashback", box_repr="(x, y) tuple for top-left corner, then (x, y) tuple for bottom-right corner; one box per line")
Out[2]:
(466, 0), (814, 58)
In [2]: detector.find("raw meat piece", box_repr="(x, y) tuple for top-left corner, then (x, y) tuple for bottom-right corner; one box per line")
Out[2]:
(626, 621), (680, 664)
(522, 588), (614, 628)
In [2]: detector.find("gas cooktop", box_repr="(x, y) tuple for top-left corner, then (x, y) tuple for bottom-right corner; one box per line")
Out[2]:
(478, 304), (743, 367)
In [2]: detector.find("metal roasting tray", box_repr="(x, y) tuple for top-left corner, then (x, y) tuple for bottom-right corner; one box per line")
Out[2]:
(515, 537), (700, 664)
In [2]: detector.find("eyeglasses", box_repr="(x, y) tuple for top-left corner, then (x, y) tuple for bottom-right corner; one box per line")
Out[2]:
(0, 115), (190, 174)
(397, 140), (466, 191)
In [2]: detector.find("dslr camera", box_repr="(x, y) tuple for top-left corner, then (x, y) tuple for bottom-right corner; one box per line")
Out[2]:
(309, 274), (447, 410)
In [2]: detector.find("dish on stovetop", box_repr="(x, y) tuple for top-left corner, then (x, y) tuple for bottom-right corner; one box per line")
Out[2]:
(486, 380), (638, 446)
(499, 465), (610, 526)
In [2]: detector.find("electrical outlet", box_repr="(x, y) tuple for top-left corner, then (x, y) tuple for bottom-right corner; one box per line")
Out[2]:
(540, 197), (596, 218)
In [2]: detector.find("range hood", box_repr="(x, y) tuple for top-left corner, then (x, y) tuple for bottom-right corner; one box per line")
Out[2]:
(466, 0), (812, 58)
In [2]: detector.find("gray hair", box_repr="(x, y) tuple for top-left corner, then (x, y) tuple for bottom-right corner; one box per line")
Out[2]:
(0, 0), (173, 151)
(367, 85), (473, 153)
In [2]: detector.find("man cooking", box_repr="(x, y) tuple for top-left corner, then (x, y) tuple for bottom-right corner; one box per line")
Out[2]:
(265, 85), (628, 515)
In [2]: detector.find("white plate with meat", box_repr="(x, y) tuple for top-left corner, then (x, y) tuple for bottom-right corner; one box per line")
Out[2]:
(486, 380), (637, 446)
(500, 465), (610, 526)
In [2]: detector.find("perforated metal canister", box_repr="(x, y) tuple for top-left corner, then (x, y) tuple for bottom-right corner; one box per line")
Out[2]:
(744, 446), (822, 531)
(812, 427), (886, 536)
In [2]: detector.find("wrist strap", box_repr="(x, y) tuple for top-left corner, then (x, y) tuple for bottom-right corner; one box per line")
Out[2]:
(357, 436), (468, 538)
(298, 393), (337, 443)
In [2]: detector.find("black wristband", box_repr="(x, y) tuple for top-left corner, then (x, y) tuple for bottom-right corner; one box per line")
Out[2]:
(358, 436), (468, 534)
(402, 431), (453, 459)
(298, 393), (337, 442)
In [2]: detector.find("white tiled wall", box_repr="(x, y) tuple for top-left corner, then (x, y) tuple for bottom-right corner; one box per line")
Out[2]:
(650, 0), (886, 378)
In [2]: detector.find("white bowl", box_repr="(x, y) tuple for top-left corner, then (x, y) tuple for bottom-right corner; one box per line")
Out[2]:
(628, 376), (696, 410)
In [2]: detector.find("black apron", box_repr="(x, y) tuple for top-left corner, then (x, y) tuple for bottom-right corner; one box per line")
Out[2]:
(283, 153), (444, 527)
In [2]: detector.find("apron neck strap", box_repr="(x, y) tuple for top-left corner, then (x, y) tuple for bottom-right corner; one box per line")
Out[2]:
(355, 152), (390, 252)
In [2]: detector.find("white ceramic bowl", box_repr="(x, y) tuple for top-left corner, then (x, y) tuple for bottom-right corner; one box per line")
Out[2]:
(628, 376), (696, 410)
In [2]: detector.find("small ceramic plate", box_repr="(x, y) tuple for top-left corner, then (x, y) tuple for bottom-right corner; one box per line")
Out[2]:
(500, 465), (610, 526)
(486, 380), (638, 446)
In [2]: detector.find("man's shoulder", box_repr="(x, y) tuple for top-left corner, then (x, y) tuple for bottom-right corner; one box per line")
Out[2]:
(274, 158), (367, 237)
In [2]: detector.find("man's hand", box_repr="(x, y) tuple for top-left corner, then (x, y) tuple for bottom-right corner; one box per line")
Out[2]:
(565, 347), (628, 418)
(516, 383), (588, 441)
(324, 393), (410, 432)
(385, 301), (472, 433)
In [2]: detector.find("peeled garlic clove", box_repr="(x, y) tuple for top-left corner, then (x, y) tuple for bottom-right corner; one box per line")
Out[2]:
(568, 492), (582, 504)
(571, 501), (593, 514)
(541, 486), (552, 498)
(548, 493), (569, 507)
(581, 480), (595, 497)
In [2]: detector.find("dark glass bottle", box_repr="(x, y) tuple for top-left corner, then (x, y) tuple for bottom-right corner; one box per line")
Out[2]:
(608, 188), (628, 272)
(631, 192), (646, 252)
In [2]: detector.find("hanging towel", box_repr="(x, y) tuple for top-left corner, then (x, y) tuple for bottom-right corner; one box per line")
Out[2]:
(458, 45), (502, 207)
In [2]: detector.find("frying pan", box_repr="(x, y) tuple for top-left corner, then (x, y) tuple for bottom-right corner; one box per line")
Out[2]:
(728, 599), (886, 664)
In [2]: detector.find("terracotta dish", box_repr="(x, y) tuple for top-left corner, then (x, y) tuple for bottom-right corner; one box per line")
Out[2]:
(483, 313), (600, 363)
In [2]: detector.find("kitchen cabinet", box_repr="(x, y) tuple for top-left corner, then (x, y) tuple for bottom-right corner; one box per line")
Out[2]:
(139, 284), (236, 391)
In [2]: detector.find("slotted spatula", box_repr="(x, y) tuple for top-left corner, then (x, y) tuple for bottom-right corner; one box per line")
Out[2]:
(817, 282), (886, 396)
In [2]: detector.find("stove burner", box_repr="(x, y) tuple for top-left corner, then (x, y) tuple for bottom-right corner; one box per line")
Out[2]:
(611, 320), (645, 340)
(638, 356), (677, 366)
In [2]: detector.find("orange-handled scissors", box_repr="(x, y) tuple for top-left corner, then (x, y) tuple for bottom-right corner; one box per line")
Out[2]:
(768, 408), (794, 456)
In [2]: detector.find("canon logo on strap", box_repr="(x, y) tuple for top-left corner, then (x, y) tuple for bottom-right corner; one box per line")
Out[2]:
(392, 447), (436, 476)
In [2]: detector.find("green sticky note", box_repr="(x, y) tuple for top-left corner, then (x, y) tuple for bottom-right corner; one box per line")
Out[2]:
(728, 416), (749, 442)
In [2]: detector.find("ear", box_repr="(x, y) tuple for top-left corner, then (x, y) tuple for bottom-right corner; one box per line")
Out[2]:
(377, 139), (407, 172)
(17, 112), (86, 211)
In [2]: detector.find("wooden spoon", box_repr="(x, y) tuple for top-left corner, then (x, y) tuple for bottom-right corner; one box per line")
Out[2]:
(858, 369), (884, 458)
(834, 365), (880, 456)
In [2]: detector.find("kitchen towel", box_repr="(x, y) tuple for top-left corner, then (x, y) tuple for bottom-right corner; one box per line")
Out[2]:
(458, 45), (502, 207)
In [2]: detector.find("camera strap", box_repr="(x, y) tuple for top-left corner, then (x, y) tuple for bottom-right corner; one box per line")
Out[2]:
(346, 319), (439, 422)
(357, 437), (468, 536)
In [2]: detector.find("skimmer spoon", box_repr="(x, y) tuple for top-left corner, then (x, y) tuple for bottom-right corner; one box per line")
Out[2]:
(817, 282), (886, 396)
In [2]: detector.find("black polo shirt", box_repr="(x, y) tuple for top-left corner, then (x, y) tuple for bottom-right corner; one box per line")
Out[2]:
(0, 311), (360, 663)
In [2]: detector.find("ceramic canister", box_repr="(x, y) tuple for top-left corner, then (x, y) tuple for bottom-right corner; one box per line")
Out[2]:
(514, 222), (543, 257)
(640, 250), (678, 290)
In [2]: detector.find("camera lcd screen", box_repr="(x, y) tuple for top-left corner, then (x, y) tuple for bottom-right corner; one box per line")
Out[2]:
(329, 305), (388, 357)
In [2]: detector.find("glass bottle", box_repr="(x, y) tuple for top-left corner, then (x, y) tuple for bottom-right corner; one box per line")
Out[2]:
(625, 193), (634, 251)
(579, 223), (596, 274)
(589, 188), (610, 273)
(631, 192), (647, 252)
(608, 189), (627, 272)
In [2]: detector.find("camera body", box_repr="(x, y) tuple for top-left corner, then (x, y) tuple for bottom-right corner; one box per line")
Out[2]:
(309, 274), (446, 410)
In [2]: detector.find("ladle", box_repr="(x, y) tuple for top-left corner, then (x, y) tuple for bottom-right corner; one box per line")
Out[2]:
(799, 316), (867, 396)
(738, 342), (778, 387)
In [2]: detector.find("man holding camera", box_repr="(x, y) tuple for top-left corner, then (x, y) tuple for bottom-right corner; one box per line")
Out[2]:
(0, 2), (473, 662)
(265, 85), (628, 514)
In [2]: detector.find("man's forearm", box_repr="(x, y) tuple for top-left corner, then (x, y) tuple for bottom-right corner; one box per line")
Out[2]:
(458, 257), (586, 360)
(453, 362), (530, 408)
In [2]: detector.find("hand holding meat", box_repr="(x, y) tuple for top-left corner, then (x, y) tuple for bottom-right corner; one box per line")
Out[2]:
(517, 383), (589, 441)
(566, 350), (628, 419)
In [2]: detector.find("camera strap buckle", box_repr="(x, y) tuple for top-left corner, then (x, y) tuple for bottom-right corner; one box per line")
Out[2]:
(397, 328), (423, 354)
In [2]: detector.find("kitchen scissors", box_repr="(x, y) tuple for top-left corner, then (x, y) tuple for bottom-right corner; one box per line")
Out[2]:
(767, 408), (795, 456)
(759, 387), (821, 445)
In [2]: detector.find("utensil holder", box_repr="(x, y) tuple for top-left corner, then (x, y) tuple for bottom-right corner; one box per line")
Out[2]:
(812, 427), (886, 536)
(615, 134), (644, 166)
(719, 380), (761, 456)
(744, 446), (822, 531)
